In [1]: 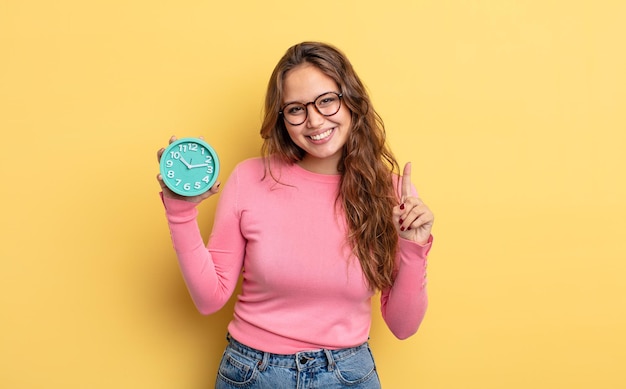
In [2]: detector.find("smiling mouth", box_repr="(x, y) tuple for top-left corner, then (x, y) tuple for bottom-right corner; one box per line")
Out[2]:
(309, 128), (333, 141)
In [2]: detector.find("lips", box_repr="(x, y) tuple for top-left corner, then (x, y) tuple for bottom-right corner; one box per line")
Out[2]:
(308, 128), (334, 141)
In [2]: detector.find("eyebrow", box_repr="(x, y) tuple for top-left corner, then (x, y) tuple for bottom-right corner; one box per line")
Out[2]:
(281, 91), (340, 107)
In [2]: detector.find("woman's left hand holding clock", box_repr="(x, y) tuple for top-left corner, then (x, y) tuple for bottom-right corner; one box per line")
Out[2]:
(156, 136), (221, 203)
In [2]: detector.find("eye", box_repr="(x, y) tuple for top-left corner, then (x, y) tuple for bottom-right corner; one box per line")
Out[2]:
(286, 104), (305, 115)
(317, 95), (337, 107)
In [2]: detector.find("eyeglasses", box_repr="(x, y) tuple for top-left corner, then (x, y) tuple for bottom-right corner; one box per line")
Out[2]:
(279, 92), (343, 126)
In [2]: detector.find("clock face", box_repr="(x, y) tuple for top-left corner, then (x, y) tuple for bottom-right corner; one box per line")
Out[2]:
(159, 138), (220, 196)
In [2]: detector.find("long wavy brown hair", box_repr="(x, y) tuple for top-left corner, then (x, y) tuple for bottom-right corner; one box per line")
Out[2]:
(260, 42), (400, 291)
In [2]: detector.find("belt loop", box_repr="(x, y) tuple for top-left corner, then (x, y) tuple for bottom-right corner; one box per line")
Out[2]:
(257, 351), (270, 372)
(323, 349), (336, 371)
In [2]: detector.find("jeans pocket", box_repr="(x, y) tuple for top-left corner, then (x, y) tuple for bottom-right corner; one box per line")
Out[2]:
(333, 346), (378, 386)
(217, 349), (259, 387)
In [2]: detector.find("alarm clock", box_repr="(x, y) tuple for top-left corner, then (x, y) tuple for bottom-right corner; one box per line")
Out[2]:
(159, 138), (220, 196)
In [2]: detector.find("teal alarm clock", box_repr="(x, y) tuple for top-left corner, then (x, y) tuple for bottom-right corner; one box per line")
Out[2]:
(159, 138), (220, 196)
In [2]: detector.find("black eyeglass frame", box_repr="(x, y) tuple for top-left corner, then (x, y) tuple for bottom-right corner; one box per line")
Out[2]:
(279, 91), (344, 126)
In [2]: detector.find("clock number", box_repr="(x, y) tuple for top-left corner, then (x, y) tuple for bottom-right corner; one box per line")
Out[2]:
(166, 160), (173, 168)
(175, 179), (182, 186)
(167, 170), (175, 178)
(178, 143), (199, 153)
(207, 166), (214, 174)
(169, 151), (180, 159)
(194, 182), (201, 189)
(205, 156), (213, 163)
(183, 183), (191, 190)
(202, 176), (210, 183)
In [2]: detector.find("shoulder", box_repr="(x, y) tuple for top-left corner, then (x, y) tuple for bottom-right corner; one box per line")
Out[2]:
(224, 157), (296, 201)
(228, 157), (265, 184)
(233, 156), (295, 180)
(235, 157), (264, 171)
(234, 157), (265, 173)
(231, 157), (294, 183)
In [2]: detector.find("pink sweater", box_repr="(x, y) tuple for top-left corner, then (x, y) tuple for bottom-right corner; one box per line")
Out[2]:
(162, 157), (431, 354)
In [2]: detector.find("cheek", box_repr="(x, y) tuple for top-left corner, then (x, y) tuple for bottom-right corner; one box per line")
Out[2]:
(284, 126), (306, 146)
(345, 114), (353, 129)
(284, 126), (299, 140)
(337, 106), (353, 128)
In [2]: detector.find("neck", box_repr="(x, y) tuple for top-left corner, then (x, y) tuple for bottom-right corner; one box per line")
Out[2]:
(298, 155), (341, 175)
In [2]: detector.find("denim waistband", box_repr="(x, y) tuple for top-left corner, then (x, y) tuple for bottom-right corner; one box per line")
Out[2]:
(225, 334), (370, 372)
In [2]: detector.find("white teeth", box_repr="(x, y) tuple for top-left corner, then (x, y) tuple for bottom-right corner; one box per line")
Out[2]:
(310, 129), (333, 141)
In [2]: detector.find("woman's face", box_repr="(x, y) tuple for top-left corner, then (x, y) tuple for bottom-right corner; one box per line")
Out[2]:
(281, 64), (352, 174)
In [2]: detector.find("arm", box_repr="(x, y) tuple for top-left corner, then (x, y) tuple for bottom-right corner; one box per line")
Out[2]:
(380, 236), (432, 339)
(160, 165), (245, 315)
(381, 162), (434, 338)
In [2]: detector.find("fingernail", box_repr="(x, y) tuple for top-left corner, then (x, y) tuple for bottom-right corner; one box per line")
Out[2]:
(399, 218), (403, 224)
(400, 226), (405, 231)
(407, 227), (412, 230)
(400, 203), (405, 210)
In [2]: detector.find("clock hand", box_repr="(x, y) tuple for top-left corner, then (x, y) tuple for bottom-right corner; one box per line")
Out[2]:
(188, 163), (209, 169)
(179, 156), (192, 169)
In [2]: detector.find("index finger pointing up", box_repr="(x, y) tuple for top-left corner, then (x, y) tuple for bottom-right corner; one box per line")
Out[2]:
(401, 162), (413, 201)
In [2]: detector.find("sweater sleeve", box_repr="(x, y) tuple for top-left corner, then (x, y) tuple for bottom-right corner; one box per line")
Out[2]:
(160, 167), (245, 315)
(380, 236), (432, 339)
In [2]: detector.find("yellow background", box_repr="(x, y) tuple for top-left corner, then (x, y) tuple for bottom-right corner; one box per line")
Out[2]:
(1, 1), (625, 388)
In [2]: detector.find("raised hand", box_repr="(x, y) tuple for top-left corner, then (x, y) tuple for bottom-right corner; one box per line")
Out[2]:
(393, 162), (434, 245)
(156, 135), (221, 204)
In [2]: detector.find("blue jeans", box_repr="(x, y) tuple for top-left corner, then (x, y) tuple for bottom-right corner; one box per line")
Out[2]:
(215, 335), (381, 388)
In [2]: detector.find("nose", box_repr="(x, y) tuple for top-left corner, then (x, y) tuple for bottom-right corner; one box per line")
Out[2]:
(305, 103), (324, 128)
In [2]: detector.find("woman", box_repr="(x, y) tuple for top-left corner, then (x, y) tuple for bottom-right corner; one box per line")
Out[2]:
(157, 41), (434, 388)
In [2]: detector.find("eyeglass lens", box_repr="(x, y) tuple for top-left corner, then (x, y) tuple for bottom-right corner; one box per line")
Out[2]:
(281, 92), (342, 125)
